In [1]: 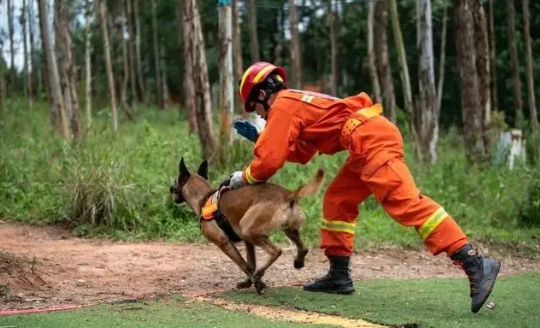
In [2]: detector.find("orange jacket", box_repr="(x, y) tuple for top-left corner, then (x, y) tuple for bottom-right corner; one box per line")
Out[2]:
(242, 89), (374, 184)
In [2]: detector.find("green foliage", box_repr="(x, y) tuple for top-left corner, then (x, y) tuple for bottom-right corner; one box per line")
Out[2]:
(525, 130), (540, 166)
(490, 110), (509, 133)
(0, 100), (202, 241)
(1, 100), (539, 249)
(224, 273), (540, 328)
(516, 169), (540, 228)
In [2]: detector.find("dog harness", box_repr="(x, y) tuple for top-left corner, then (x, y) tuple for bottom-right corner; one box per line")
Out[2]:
(200, 189), (242, 242)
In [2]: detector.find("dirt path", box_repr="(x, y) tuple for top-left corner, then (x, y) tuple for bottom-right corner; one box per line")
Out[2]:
(1, 222), (539, 311)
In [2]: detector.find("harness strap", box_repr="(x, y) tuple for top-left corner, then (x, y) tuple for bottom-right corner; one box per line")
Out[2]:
(198, 188), (242, 242)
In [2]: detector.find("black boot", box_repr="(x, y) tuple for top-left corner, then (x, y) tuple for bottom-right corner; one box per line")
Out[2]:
(303, 256), (355, 295)
(451, 244), (501, 313)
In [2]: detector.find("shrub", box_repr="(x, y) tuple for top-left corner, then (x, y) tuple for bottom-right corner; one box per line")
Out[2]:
(517, 170), (540, 228)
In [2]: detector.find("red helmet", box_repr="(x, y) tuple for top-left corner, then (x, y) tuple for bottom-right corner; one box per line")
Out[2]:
(238, 62), (287, 112)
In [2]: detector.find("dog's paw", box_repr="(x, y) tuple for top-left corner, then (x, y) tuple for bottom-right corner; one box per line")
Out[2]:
(254, 280), (266, 294)
(294, 249), (308, 269)
(294, 260), (305, 269)
(236, 279), (253, 289)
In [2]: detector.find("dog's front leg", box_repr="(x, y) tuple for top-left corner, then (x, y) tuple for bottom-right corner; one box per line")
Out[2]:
(201, 221), (253, 282)
(248, 236), (282, 294)
(237, 241), (257, 289)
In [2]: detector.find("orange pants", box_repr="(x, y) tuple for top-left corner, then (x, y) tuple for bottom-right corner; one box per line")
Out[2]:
(321, 117), (468, 257)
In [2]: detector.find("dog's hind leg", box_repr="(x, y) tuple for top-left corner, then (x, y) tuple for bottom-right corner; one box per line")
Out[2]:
(283, 228), (308, 269)
(201, 221), (253, 283)
(236, 241), (256, 289)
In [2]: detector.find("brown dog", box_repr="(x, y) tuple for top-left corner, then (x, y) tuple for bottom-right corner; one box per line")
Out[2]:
(170, 158), (325, 293)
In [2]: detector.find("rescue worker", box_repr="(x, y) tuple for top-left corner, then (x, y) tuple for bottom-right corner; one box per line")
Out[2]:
(226, 61), (500, 313)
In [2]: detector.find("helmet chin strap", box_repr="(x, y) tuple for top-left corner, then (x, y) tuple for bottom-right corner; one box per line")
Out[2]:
(254, 91), (272, 113)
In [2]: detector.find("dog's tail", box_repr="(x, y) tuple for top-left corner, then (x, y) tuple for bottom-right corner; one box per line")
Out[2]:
(287, 168), (325, 206)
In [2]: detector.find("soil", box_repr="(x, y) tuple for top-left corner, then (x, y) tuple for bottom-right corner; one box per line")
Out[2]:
(1, 221), (539, 311)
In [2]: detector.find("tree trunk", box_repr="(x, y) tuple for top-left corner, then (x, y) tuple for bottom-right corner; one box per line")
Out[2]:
(389, 0), (420, 159)
(367, 1), (381, 104)
(55, 1), (72, 128)
(120, 19), (133, 115)
(194, 0), (216, 160)
(180, 0), (198, 135)
(232, 0), (243, 85)
(29, 0), (38, 96)
(126, 0), (137, 108)
(390, 0), (416, 121)
(488, 0), (498, 113)
(55, 0), (81, 139)
(455, 0), (485, 163)
(218, 2), (234, 163)
(8, 0), (16, 93)
(151, 0), (163, 108)
(160, 45), (170, 108)
(232, 0), (245, 116)
(182, 0), (216, 159)
(68, 54), (82, 139)
(274, 7), (286, 66)
(85, 0), (93, 128)
(416, 0), (438, 164)
(375, 0), (396, 123)
(23, 0), (33, 110)
(389, 0), (413, 117)
(38, 0), (69, 139)
(522, 0), (539, 131)
(38, 0), (55, 126)
(175, 1), (185, 110)
(0, 53), (3, 109)
(246, 0), (260, 62)
(289, 0), (302, 89)
(436, 4), (447, 115)
(134, 0), (148, 103)
(0, 41), (3, 109)
(0, 20), (3, 109)
(328, 0), (339, 96)
(0, 0), (3, 108)
(507, 0), (523, 128)
(120, 2), (133, 118)
(473, 0), (492, 152)
(98, 0), (118, 134)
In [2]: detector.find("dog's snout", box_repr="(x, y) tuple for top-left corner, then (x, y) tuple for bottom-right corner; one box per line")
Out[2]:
(169, 186), (175, 194)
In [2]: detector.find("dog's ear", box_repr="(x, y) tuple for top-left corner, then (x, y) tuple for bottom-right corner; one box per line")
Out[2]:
(179, 157), (190, 177)
(197, 160), (208, 180)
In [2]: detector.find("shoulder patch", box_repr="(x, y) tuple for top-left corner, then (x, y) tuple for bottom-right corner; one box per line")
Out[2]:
(301, 94), (315, 103)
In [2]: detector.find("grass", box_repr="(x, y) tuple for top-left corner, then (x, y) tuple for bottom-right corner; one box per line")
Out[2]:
(4, 274), (537, 328)
(1, 98), (539, 250)
(223, 272), (540, 328)
(0, 299), (335, 328)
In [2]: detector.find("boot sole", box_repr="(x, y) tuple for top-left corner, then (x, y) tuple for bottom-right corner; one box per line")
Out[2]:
(303, 286), (355, 295)
(472, 260), (501, 313)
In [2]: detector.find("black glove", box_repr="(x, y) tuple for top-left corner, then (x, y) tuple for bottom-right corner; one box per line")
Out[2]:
(219, 178), (231, 189)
